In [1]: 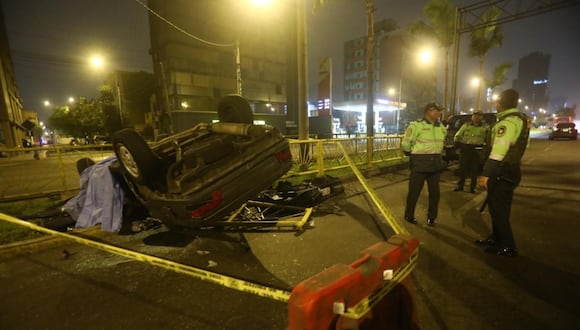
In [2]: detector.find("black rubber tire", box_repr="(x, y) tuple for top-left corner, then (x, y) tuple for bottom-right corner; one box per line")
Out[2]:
(217, 94), (254, 124)
(112, 129), (162, 185)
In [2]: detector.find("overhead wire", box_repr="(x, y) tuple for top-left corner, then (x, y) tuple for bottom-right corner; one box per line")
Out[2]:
(132, 0), (237, 48)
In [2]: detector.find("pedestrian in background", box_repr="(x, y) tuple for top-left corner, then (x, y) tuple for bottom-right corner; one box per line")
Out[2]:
(453, 111), (490, 193)
(402, 103), (447, 226)
(476, 89), (530, 257)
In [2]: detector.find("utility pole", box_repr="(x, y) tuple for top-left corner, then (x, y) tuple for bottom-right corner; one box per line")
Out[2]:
(295, 0), (310, 171)
(365, 0), (375, 165)
(116, 73), (124, 128)
(236, 39), (242, 95)
(297, 0), (309, 141)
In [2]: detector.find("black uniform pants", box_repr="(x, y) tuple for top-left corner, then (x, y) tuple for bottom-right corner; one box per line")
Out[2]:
(405, 170), (440, 220)
(457, 144), (483, 190)
(487, 174), (520, 249)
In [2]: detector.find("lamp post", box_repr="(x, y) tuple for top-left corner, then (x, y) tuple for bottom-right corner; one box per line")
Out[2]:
(115, 73), (124, 127)
(89, 55), (125, 129)
(297, 0), (309, 141)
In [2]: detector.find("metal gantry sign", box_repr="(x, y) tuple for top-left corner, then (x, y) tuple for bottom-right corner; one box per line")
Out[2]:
(449, 0), (580, 115)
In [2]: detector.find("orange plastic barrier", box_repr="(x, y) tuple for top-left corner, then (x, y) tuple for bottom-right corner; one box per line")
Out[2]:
(287, 235), (419, 330)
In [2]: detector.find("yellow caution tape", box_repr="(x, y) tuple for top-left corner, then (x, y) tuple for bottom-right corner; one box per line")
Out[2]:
(0, 212), (291, 302)
(334, 142), (408, 235)
(342, 249), (418, 319)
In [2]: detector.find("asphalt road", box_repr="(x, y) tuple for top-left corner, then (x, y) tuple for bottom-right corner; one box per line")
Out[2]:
(1, 137), (579, 329)
(0, 148), (113, 198)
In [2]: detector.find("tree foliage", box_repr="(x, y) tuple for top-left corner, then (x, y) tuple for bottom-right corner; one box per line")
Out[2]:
(488, 62), (512, 90)
(99, 85), (122, 134)
(468, 6), (503, 111)
(410, 0), (457, 112)
(47, 97), (104, 139)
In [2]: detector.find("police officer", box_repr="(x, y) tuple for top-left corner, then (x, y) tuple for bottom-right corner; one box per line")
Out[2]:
(402, 102), (447, 226)
(453, 112), (490, 193)
(476, 89), (530, 257)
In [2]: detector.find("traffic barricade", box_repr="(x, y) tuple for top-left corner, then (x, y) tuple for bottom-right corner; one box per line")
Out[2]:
(288, 235), (419, 329)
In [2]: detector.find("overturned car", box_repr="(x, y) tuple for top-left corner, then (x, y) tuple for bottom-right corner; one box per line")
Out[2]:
(107, 95), (292, 230)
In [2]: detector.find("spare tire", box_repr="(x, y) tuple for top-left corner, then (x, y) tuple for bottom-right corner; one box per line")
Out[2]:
(217, 94), (254, 124)
(112, 129), (163, 186)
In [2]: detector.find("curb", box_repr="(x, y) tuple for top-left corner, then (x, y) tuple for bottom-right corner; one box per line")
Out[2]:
(0, 226), (101, 257)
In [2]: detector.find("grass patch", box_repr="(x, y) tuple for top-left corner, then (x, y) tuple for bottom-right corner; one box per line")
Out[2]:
(0, 199), (60, 245)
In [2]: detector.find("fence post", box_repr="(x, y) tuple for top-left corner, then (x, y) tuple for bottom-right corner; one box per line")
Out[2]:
(317, 140), (324, 176)
(56, 146), (68, 191)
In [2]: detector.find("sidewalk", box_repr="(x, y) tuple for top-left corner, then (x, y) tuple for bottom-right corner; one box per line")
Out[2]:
(0, 164), (578, 329)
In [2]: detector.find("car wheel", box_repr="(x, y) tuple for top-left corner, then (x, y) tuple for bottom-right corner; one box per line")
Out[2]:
(113, 129), (163, 185)
(217, 94), (254, 124)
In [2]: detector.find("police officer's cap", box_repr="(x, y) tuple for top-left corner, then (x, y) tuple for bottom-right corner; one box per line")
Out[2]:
(424, 102), (442, 113)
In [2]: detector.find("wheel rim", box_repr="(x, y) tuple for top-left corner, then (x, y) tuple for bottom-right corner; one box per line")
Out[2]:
(118, 144), (140, 179)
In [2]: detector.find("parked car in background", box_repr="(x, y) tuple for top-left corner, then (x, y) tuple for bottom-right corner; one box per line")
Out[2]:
(21, 138), (33, 147)
(549, 122), (577, 140)
(0, 143), (7, 157)
(443, 113), (497, 161)
(93, 135), (112, 145)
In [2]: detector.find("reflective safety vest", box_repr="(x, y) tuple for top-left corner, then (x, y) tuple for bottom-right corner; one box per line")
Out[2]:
(402, 119), (447, 155)
(454, 122), (489, 145)
(488, 109), (530, 165)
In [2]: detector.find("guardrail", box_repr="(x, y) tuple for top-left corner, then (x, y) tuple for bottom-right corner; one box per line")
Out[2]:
(285, 135), (405, 179)
(0, 135), (405, 201)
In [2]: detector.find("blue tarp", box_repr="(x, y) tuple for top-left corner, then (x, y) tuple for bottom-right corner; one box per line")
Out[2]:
(64, 156), (125, 232)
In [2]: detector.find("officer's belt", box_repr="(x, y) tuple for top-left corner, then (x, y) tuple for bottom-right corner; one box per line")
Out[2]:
(462, 143), (484, 148)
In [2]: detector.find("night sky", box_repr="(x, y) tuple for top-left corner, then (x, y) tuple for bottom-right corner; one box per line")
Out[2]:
(2, 0), (579, 122)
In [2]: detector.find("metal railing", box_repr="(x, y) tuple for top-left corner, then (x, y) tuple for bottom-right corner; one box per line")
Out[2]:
(0, 135), (405, 201)
(285, 135), (405, 178)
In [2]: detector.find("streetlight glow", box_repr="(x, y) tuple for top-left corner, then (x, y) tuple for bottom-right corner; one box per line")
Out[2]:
(90, 55), (105, 69)
(418, 49), (433, 64)
(470, 77), (480, 87)
(250, 0), (272, 6)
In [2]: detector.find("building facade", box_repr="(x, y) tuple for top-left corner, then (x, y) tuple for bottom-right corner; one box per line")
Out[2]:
(512, 51), (551, 116)
(146, 0), (293, 134)
(0, 3), (25, 149)
(341, 21), (437, 134)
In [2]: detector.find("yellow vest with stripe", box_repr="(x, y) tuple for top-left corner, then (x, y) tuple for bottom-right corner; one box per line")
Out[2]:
(402, 119), (446, 155)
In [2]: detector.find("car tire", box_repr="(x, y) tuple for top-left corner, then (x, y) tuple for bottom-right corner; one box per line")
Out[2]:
(217, 94), (254, 124)
(113, 129), (163, 186)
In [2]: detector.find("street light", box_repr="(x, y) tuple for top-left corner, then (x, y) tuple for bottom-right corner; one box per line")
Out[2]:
(250, 0), (272, 5)
(418, 49), (433, 64)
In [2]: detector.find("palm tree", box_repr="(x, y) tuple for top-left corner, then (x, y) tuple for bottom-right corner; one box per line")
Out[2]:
(468, 6), (503, 112)
(410, 0), (456, 114)
(487, 62), (512, 111)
